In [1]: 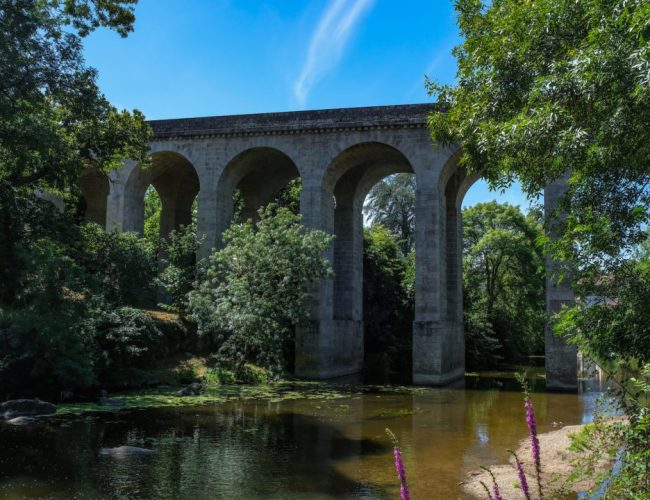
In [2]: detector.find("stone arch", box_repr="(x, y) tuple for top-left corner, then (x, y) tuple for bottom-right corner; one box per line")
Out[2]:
(215, 146), (301, 240)
(79, 166), (110, 227)
(123, 151), (200, 238)
(320, 142), (415, 373)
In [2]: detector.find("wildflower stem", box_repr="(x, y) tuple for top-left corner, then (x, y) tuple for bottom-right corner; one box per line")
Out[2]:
(386, 428), (410, 500)
(508, 449), (531, 500)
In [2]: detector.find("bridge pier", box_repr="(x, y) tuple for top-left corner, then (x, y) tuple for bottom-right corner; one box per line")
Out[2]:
(544, 177), (578, 391)
(295, 319), (364, 378)
(412, 169), (466, 386)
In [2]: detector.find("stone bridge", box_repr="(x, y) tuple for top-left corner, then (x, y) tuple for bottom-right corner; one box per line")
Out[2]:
(80, 104), (577, 390)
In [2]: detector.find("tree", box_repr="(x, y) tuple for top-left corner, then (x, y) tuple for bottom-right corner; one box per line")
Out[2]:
(74, 223), (158, 307)
(462, 202), (545, 366)
(363, 225), (413, 379)
(0, 237), (98, 395)
(0, 0), (150, 302)
(143, 187), (162, 247)
(428, 0), (649, 272)
(275, 178), (302, 215)
(428, 0), (650, 360)
(364, 174), (416, 254)
(0, 1), (158, 396)
(188, 206), (333, 374)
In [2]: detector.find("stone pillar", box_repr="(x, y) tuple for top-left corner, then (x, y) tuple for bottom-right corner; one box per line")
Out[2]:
(333, 186), (363, 323)
(413, 181), (465, 385)
(295, 180), (363, 379)
(105, 163), (133, 232)
(544, 177), (578, 391)
(196, 176), (217, 259)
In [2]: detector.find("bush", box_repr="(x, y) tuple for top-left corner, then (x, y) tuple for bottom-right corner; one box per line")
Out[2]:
(157, 224), (202, 317)
(0, 222), (164, 396)
(189, 206), (333, 374)
(237, 363), (272, 384)
(0, 239), (97, 396)
(75, 223), (157, 307)
(89, 307), (164, 378)
(204, 362), (270, 385)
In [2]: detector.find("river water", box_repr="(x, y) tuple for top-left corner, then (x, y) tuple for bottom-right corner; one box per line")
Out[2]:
(0, 376), (603, 499)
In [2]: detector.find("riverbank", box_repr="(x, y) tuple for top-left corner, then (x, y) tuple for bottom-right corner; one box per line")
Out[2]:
(462, 421), (617, 498)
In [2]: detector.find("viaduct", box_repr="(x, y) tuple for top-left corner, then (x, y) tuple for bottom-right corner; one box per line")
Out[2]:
(78, 103), (578, 391)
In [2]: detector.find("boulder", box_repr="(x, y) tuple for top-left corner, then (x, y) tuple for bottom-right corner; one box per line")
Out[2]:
(0, 399), (56, 419)
(176, 382), (202, 396)
(6, 416), (37, 426)
(98, 390), (126, 407)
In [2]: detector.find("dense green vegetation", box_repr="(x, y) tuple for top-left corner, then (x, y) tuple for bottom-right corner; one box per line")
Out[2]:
(362, 224), (413, 380)
(0, 0), (150, 304)
(364, 174), (416, 254)
(0, 1), (553, 397)
(188, 206), (333, 376)
(463, 202), (545, 368)
(0, 0), (154, 397)
(2, 1), (647, 494)
(430, 0), (649, 494)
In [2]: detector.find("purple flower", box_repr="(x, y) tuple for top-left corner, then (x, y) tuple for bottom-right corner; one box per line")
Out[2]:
(386, 429), (410, 500)
(509, 450), (531, 500)
(393, 446), (410, 500)
(525, 397), (543, 498)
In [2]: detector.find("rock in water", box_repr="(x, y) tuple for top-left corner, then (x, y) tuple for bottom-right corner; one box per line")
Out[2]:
(6, 416), (37, 426)
(99, 446), (156, 457)
(0, 399), (56, 419)
(98, 397), (126, 407)
(176, 382), (203, 396)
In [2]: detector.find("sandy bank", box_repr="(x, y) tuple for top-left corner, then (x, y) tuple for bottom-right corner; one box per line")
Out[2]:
(462, 423), (613, 499)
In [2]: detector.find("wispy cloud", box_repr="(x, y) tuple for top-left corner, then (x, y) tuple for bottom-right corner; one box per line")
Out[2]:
(294, 0), (374, 106)
(407, 42), (456, 100)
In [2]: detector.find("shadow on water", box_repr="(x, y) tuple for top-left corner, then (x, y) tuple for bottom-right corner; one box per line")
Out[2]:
(0, 402), (390, 499)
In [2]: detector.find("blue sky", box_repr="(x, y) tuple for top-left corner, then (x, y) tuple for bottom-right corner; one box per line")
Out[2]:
(83, 0), (533, 210)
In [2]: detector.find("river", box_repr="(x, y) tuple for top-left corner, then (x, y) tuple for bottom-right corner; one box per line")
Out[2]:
(0, 374), (603, 499)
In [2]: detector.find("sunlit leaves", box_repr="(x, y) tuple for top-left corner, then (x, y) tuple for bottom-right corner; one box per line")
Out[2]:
(188, 206), (334, 374)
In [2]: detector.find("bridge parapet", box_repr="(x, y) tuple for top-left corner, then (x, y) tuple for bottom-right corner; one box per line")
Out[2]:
(148, 103), (437, 139)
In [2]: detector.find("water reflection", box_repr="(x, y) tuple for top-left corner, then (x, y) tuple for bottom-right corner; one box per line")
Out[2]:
(0, 379), (602, 499)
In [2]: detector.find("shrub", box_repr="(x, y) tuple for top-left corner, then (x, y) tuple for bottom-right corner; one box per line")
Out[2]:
(237, 363), (271, 384)
(89, 306), (164, 378)
(0, 239), (97, 395)
(76, 223), (157, 307)
(189, 206), (333, 374)
(157, 224), (202, 317)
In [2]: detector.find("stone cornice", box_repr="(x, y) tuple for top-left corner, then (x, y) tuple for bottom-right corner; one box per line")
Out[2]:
(148, 103), (437, 140)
